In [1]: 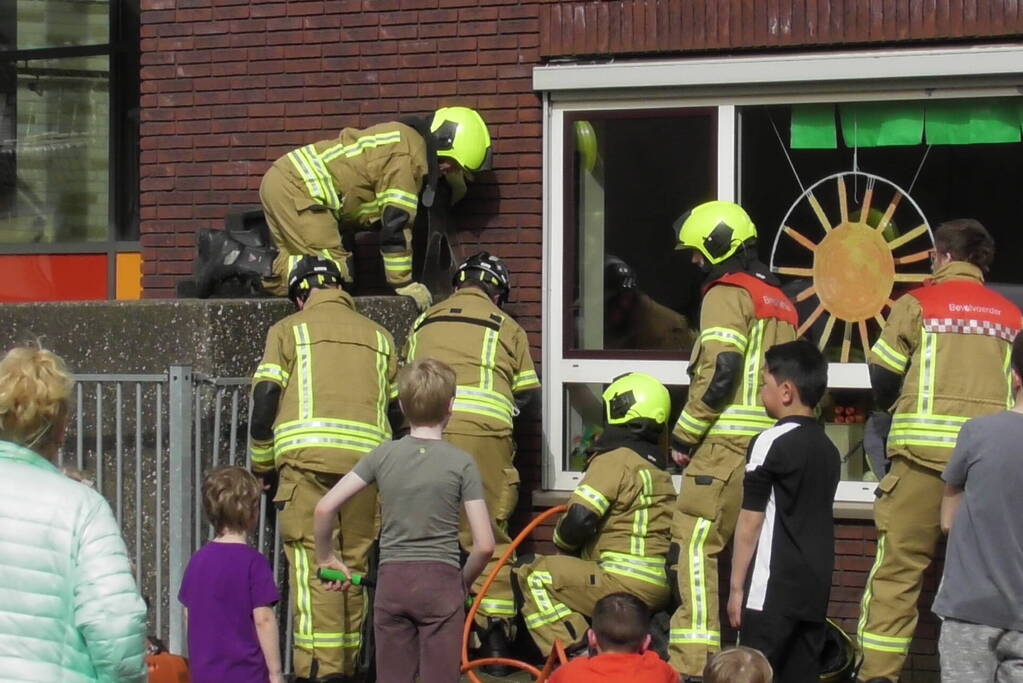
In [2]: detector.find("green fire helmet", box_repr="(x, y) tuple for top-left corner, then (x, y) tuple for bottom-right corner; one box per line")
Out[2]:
(430, 106), (492, 173)
(602, 373), (670, 426)
(673, 200), (758, 265)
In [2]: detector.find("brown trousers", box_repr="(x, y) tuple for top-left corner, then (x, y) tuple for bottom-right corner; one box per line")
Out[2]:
(667, 441), (747, 677)
(858, 456), (945, 681)
(374, 561), (466, 683)
(446, 432), (519, 630)
(275, 465), (379, 678)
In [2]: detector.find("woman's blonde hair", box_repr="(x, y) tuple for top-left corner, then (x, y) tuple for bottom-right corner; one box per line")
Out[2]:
(0, 345), (73, 450)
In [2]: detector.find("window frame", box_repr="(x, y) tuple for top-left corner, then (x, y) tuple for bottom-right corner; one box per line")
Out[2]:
(0, 0), (140, 299)
(538, 45), (1023, 502)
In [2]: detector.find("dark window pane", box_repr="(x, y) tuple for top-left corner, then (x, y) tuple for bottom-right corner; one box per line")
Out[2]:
(0, 55), (109, 243)
(565, 111), (714, 355)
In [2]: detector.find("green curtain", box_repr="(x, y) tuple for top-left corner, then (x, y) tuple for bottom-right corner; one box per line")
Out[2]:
(925, 98), (1022, 145)
(840, 102), (924, 147)
(790, 104), (837, 149)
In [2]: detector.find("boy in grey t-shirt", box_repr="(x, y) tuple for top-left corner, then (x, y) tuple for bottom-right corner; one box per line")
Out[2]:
(313, 358), (495, 683)
(934, 332), (1023, 683)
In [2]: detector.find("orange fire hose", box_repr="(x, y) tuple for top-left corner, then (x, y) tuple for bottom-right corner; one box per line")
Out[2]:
(460, 505), (568, 682)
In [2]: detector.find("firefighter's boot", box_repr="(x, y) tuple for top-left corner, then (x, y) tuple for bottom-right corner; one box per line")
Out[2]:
(476, 619), (515, 677)
(194, 228), (276, 298)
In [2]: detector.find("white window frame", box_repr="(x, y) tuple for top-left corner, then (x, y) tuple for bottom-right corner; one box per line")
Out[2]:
(537, 44), (1023, 502)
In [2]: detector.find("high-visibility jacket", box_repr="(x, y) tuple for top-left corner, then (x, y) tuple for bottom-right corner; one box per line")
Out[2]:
(404, 286), (540, 437)
(554, 447), (675, 589)
(272, 121), (428, 286)
(870, 262), (1021, 471)
(672, 272), (798, 452)
(249, 288), (398, 475)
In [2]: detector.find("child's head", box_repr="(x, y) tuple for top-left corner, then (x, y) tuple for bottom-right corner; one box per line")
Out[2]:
(1012, 332), (1023, 397)
(586, 592), (651, 654)
(201, 466), (261, 535)
(703, 646), (773, 683)
(0, 344), (73, 458)
(398, 357), (456, 428)
(761, 340), (827, 417)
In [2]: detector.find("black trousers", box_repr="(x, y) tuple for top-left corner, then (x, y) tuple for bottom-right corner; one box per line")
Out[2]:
(740, 609), (826, 683)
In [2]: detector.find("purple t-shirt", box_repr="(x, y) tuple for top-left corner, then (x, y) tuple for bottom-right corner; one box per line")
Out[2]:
(178, 542), (280, 683)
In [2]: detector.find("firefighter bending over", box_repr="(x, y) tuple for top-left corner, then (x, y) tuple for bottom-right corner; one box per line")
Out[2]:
(248, 256), (399, 682)
(664, 201), (798, 681)
(514, 373), (675, 657)
(195, 107), (491, 311)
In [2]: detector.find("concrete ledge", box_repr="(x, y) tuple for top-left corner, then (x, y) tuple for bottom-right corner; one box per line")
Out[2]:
(0, 295), (420, 377)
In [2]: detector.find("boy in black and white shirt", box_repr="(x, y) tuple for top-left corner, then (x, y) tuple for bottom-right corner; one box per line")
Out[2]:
(726, 340), (840, 682)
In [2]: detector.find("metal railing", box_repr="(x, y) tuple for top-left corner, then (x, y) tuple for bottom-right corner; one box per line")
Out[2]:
(60, 365), (288, 662)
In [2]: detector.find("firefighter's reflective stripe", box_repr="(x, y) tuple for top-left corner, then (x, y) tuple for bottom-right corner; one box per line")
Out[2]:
(293, 632), (362, 649)
(525, 571), (573, 629)
(706, 405), (775, 438)
(478, 597), (516, 618)
(275, 418), (387, 442)
(860, 631), (912, 655)
(293, 544), (314, 649)
(453, 386), (514, 427)
(741, 320), (766, 406)
(574, 484), (610, 516)
(858, 533), (887, 652)
(917, 331), (938, 415)
(320, 130), (403, 164)
(676, 409), (712, 440)
(888, 413), (968, 449)
(479, 327), (500, 390)
(681, 518), (714, 647)
(293, 323), (314, 420)
(377, 187), (419, 212)
(1005, 344), (1014, 408)
(872, 338), (909, 375)
(375, 331), (392, 432)
(287, 144), (341, 211)
(629, 470), (653, 557)
(552, 526), (572, 551)
(698, 326), (749, 353)
(512, 369), (540, 392)
(598, 550), (668, 588)
(405, 311), (429, 361)
(381, 252), (413, 277)
(254, 362), (290, 387)
(250, 441), (274, 467)
(669, 628), (721, 645)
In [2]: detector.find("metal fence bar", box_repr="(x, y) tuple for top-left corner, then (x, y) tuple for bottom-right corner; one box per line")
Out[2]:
(134, 383), (143, 587)
(115, 382), (123, 526)
(155, 386), (164, 639)
(194, 389), (204, 547)
(95, 382), (103, 494)
(168, 365), (193, 655)
(75, 383), (84, 471)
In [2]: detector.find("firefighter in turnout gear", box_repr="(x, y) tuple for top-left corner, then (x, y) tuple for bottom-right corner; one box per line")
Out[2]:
(403, 251), (540, 670)
(195, 107), (492, 310)
(857, 219), (1022, 682)
(665, 201), (798, 679)
(514, 373), (676, 656)
(248, 256), (399, 682)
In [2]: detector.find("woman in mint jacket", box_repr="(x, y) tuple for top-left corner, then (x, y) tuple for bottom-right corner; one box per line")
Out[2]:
(0, 346), (147, 682)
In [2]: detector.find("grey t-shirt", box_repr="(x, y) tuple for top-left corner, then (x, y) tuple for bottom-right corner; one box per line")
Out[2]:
(933, 410), (1023, 631)
(353, 435), (484, 568)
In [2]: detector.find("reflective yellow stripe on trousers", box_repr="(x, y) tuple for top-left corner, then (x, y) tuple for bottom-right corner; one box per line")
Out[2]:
(524, 571), (573, 629)
(670, 517), (719, 647)
(599, 550), (668, 588)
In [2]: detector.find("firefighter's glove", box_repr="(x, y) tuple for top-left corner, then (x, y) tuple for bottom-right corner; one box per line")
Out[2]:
(864, 411), (892, 478)
(670, 437), (693, 472)
(395, 282), (433, 311)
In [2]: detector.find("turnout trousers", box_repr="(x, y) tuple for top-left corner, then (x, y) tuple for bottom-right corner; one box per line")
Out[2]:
(259, 164), (353, 296)
(275, 465), (379, 679)
(667, 441), (746, 676)
(446, 432), (519, 632)
(514, 554), (670, 656)
(858, 455), (945, 681)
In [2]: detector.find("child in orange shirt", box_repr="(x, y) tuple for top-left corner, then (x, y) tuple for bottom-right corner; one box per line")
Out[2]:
(550, 593), (679, 683)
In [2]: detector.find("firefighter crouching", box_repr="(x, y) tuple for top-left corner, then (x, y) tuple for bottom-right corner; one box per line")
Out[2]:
(248, 256), (399, 682)
(402, 251), (540, 671)
(856, 219), (1023, 682)
(665, 201), (798, 681)
(513, 373), (676, 657)
(195, 106), (492, 311)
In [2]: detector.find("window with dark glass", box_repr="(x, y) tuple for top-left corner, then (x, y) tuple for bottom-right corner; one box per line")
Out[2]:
(564, 110), (716, 357)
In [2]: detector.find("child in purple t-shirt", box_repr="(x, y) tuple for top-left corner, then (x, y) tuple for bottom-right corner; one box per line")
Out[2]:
(179, 466), (283, 683)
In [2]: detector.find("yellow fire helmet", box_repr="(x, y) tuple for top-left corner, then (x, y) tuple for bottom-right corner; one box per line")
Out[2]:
(602, 372), (670, 427)
(430, 106), (492, 173)
(673, 200), (758, 265)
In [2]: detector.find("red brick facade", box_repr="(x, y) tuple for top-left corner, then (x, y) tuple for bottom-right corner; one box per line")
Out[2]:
(138, 2), (963, 679)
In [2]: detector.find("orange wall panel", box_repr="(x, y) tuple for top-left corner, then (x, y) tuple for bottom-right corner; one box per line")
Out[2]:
(0, 254), (108, 303)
